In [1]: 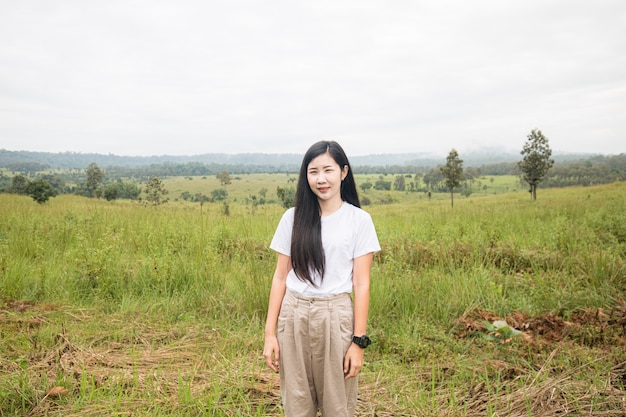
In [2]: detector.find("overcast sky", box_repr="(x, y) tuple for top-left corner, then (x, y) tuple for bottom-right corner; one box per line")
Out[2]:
(1, 0), (625, 157)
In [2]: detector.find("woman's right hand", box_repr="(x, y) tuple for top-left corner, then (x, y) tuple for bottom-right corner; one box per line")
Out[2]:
(263, 253), (289, 373)
(263, 335), (280, 372)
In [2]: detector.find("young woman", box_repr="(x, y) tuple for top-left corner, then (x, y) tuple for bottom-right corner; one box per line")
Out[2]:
(263, 141), (380, 416)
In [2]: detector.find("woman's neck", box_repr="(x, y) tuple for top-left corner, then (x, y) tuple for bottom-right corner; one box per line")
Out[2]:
(319, 198), (343, 217)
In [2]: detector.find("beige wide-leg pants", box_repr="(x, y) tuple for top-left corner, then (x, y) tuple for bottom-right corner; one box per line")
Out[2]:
(277, 290), (358, 417)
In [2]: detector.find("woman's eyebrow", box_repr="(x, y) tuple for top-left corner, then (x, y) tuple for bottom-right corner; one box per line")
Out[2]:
(308, 164), (335, 171)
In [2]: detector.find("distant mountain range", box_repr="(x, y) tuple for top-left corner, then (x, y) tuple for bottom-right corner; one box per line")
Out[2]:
(0, 148), (601, 171)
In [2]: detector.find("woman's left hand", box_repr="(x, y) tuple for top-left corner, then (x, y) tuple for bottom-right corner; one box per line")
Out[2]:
(343, 343), (364, 379)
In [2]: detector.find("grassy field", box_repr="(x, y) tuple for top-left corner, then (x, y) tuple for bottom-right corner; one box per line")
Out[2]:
(161, 173), (523, 205)
(1, 179), (625, 416)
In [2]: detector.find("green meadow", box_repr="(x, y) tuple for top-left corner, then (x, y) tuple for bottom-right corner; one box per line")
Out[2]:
(1, 179), (625, 416)
(161, 173), (523, 205)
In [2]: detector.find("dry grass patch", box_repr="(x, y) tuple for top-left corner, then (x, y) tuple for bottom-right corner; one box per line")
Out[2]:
(2, 300), (626, 416)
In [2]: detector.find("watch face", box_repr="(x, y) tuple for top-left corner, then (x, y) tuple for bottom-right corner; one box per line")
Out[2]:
(354, 335), (371, 348)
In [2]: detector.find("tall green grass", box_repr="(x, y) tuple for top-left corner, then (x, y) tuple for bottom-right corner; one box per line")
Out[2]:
(371, 183), (624, 321)
(0, 195), (278, 319)
(1, 183), (624, 337)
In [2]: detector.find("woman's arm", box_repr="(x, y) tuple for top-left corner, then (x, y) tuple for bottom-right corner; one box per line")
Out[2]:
(344, 252), (374, 379)
(263, 253), (291, 372)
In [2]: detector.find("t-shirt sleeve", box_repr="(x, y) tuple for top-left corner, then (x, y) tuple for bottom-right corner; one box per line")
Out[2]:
(269, 208), (294, 256)
(353, 211), (381, 258)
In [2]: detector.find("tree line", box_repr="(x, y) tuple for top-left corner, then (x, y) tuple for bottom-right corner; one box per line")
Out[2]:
(1, 129), (624, 205)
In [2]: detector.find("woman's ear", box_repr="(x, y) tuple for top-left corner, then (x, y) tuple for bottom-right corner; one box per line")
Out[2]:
(341, 165), (349, 181)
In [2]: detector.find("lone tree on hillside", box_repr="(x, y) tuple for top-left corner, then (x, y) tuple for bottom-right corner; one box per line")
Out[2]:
(393, 175), (406, 191)
(85, 162), (105, 197)
(26, 179), (56, 204)
(144, 176), (169, 206)
(518, 129), (554, 200)
(217, 170), (232, 187)
(276, 186), (295, 209)
(440, 148), (464, 208)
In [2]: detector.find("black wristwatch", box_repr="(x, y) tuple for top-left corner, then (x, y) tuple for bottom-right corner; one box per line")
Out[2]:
(352, 335), (372, 349)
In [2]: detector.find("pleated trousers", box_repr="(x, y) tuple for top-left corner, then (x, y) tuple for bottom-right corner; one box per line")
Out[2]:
(277, 289), (357, 417)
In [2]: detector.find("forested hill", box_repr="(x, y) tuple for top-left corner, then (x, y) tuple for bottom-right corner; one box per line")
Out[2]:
(0, 149), (447, 170)
(0, 148), (602, 171)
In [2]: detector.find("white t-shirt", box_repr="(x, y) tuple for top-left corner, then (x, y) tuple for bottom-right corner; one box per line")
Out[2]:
(270, 202), (381, 297)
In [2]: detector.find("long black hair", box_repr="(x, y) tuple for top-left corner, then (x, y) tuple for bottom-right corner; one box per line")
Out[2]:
(290, 141), (360, 286)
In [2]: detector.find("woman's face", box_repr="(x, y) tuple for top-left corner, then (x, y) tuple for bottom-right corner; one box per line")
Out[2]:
(306, 152), (348, 205)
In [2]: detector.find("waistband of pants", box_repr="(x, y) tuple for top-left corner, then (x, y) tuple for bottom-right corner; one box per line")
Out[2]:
(285, 289), (351, 304)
